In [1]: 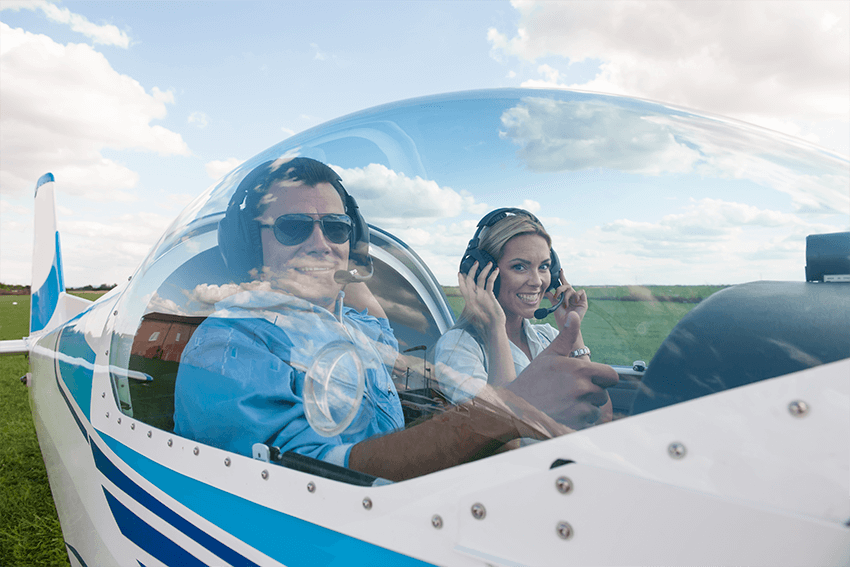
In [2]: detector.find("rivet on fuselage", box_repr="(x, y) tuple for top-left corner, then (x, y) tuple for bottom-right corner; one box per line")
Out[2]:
(193, 446), (199, 456)
(167, 439), (173, 447)
(431, 515), (443, 529)
(556, 521), (573, 540)
(307, 482), (316, 493)
(668, 442), (687, 459)
(362, 497), (373, 510)
(556, 476), (573, 494)
(471, 503), (486, 520)
(788, 400), (809, 417)
(130, 423), (135, 430)
(261, 470), (269, 480)
(224, 457), (231, 467)
(105, 412), (109, 418)
(117, 417), (121, 424)
(101, 392), (106, 398)
(147, 430), (152, 438)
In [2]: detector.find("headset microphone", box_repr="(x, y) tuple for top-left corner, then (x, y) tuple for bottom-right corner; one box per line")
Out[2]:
(334, 256), (375, 284)
(534, 292), (565, 320)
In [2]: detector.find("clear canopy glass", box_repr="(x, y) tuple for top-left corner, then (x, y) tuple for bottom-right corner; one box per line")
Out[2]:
(105, 88), (849, 481)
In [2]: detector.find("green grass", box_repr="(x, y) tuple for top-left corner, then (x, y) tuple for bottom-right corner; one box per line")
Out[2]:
(1, 296), (70, 567)
(444, 285), (724, 366)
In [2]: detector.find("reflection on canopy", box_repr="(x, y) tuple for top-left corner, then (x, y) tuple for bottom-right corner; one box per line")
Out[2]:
(101, 89), (846, 484)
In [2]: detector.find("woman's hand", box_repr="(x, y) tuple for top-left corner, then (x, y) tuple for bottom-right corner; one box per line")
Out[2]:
(457, 261), (506, 335)
(550, 269), (588, 329)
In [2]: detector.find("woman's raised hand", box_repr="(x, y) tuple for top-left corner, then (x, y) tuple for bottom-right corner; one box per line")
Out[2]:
(457, 261), (506, 334)
(550, 269), (588, 328)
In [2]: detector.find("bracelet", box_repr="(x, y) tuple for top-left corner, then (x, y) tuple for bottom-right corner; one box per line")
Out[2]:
(569, 347), (591, 358)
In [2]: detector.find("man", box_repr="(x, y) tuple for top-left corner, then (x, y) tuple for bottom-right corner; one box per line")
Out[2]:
(174, 157), (618, 481)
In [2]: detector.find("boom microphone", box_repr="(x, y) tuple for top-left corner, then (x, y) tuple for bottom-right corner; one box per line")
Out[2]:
(534, 292), (565, 320)
(334, 254), (375, 284)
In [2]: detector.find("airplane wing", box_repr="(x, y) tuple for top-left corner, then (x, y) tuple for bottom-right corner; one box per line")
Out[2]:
(0, 339), (29, 356)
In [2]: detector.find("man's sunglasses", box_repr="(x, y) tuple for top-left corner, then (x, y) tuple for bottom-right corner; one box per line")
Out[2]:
(270, 213), (353, 246)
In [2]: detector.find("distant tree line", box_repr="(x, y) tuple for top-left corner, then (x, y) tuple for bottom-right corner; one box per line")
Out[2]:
(70, 284), (117, 291)
(0, 283), (116, 295)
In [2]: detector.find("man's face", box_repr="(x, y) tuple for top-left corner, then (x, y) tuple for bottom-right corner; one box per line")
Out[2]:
(258, 181), (349, 310)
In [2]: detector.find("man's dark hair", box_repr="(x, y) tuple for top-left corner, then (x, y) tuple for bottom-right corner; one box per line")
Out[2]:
(240, 157), (347, 219)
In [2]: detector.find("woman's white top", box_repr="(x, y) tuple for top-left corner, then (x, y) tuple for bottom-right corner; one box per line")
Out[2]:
(434, 319), (559, 403)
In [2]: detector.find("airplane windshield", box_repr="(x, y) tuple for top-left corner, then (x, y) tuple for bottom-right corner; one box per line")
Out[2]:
(105, 89), (849, 483)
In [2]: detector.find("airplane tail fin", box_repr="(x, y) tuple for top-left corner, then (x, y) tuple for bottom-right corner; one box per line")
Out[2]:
(30, 173), (90, 335)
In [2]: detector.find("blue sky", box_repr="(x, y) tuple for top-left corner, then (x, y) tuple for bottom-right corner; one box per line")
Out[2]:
(1, 1), (848, 287)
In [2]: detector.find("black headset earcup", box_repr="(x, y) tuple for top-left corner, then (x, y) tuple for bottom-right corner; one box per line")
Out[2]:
(549, 249), (562, 292)
(344, 192), (372, 278)
(460, 248), (501, 297)
(218, 200), (263, 282)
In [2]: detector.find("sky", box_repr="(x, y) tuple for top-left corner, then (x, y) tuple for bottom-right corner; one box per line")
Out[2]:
(1, 0), (848, 288)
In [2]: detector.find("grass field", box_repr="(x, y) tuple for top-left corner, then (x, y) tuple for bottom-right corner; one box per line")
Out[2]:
(0, 295), (70, 567)
(0, 285), (721, 565)
(444, 285), (725, 366)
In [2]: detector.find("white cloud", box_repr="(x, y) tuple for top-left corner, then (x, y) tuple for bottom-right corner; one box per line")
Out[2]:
(188, 111), (209, 128)
(333, 163), (482, 226)
(499, 97), (849, 215)
(57, 209), (172, 284)
(1, 0), (131, 47)
(0, 23), (189, 199)
(489, 1), (850, 155)
(542, 197), (841, 285)
(310, 42), (327, 61)
(143, 292), (190, 317)
(520, 199), (540, 214)
(0, 203), (177, 287)
(205, 157), (244, 180)
(499, 97), (702, 174)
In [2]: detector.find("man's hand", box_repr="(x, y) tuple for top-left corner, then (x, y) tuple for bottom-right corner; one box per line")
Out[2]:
(505, 312), (619, 430)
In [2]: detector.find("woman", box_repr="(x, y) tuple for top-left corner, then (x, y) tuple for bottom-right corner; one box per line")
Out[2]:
(435, 209), (601, 419)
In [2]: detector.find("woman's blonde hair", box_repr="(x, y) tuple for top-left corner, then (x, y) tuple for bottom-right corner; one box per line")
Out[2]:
(477, 213), (551, 264)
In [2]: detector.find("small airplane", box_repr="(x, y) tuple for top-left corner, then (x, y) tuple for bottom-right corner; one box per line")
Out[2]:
(3, 88), (849, 566)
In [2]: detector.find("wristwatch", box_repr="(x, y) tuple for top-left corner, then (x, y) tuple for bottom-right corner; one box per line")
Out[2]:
(569, 347), (591, 358)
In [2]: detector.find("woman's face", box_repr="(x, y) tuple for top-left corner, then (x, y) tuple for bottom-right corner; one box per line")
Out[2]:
(495, 233), (552, 320)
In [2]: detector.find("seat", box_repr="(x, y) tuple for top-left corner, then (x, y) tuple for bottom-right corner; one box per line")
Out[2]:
(631, 281), (850, 415)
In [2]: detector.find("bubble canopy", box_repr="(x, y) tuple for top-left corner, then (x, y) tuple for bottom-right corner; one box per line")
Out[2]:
(106, 89), (849, 482)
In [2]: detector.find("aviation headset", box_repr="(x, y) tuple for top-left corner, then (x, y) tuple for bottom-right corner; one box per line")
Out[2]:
(218, 157), (372, 283)
(460, 208), (561, 299)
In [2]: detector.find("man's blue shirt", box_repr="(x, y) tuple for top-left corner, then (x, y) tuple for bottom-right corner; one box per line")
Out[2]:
(173, 290), (404, 467)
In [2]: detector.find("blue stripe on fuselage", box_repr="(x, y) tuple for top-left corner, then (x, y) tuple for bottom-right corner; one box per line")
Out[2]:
(102, 488), (209, 567)
(65, 542), (89, 567)
(95, 433), (433, 567)
(55, 367), (88, 441)
(92, 440), (258, 567)
(55, 325), (96, 420)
